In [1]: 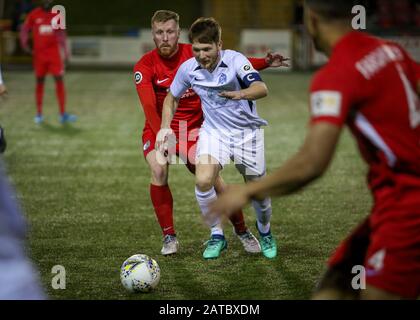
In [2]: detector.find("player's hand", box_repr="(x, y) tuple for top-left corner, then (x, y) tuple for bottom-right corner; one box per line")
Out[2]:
(208, 184), (251, 218)
(219, 90), (243, 100)
(155, 128), (175, 154)
(265, 51), (290, 68)
(0, 84), (7, 96)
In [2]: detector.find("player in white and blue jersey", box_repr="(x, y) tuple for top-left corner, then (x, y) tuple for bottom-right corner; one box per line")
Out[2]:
(157, 17), (277, 260)
(0, 160), (45, 299)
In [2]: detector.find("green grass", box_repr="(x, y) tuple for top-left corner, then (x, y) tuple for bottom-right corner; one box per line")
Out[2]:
(0, 71), (371, 299)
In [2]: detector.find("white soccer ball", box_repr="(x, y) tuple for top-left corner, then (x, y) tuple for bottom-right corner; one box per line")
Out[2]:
(120, 254), (161, 293)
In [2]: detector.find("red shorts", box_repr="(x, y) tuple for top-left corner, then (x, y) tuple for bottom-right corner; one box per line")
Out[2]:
(33, 52), (64, 77)
(141, 123), (199, 173)
(328, 189), (420, 298)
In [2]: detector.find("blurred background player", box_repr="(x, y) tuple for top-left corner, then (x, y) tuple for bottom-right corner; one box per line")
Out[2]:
(134, 10), (289, 256)
(19, 0), (76, 124)
(0, 66), (7, 153)
(210, 0), (420, 299)
(157, 17), (278, 260)
(0, 160), (45, 299)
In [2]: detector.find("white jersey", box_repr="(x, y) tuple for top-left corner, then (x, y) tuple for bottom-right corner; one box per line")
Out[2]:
(170, 49), (268, 134)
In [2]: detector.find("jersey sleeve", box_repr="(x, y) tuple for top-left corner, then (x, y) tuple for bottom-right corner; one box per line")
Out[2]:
(169, 62), (191, 99)
(234, 53), (263, 87)
(248, 57), (269, 71)
(19, 11), (34, 50)
(133, 55), (161, 135)
(309, 67), (361, 127)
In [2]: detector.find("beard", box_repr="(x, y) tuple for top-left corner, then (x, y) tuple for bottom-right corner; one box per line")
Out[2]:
(158, 44), (177, 58)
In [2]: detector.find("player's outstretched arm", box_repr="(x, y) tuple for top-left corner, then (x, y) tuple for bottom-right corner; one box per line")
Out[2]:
(264, 51), (290, 68)
(248, 52), (290, 70)
(219, 81), (268, 100)
(156, 92), (178, 153)
(209, 122), (342, 217)
(19, 21), (32, 54)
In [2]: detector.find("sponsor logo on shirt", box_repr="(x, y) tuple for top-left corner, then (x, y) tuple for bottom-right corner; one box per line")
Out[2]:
(310, 91), (342, 117)
(243, 64), (251, 71)
(134, 71), (143, 84)
(39, 24), (54, 35)
(157, 78), (169, 85)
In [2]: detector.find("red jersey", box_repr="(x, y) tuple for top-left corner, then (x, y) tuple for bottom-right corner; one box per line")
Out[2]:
(22, 7), (61, 56)
(134, 43), (269, 135)
(134, 44), (202, 134)
(310, 32), (420, 201)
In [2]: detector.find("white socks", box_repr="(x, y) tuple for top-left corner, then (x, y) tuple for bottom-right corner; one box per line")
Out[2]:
(195, 186), (223, 236)
(252, 198), (272, 235)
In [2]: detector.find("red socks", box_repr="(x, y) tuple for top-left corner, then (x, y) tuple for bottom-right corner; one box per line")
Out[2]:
(150, 184), (247, 236)
(150, 184), (175, 236)
(229, 211), (247, 235)
(36, 82), (44, 115)
(35, 79), (66, 115)
(55, 79), (66, 114)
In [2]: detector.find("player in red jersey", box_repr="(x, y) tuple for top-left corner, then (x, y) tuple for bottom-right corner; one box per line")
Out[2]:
(134, 10), (289, 256)
(209, 0), (420, 299)
(20, 0), (76, 124)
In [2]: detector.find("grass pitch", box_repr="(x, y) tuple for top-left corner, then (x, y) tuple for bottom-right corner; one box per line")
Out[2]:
(0, 71), (371, 299)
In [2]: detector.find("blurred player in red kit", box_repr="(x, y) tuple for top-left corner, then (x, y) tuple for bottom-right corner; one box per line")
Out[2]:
(210, 0), (420, 299)
(134, 10), (289, 256)
(20, 0), (76, 124)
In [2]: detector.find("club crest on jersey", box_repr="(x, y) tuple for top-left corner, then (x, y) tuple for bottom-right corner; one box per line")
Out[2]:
(218, 73), (227, 85)
(310, 91), (342, 117)
(134, 71), (143, 84)
(242, 64), (252, 72)
(143, 140), (151, 151)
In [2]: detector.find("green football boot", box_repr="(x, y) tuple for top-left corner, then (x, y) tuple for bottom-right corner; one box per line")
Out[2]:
(256, 222), (277, 259)
(203, 235), (227, 259)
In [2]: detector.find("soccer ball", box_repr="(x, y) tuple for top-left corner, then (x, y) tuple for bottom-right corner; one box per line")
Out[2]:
(120, 254), (161, 293)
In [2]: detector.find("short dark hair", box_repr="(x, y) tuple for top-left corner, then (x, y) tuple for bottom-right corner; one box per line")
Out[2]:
(305, 0), (363, 19)
(188, 17), (221, 44)
(151, 10), (179, 27)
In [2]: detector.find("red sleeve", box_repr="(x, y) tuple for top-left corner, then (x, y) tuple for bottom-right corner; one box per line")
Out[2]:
(248, 57), (269, 71)
(309, 66), (361, 127)
(133, 56), (161, 135)
(19, 12), (34, 50)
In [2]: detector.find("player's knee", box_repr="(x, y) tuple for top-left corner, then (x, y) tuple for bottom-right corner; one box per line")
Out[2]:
(54, 76), (63, 83)
(150, 165), (168, 185)
(195, 175), (214, 192)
